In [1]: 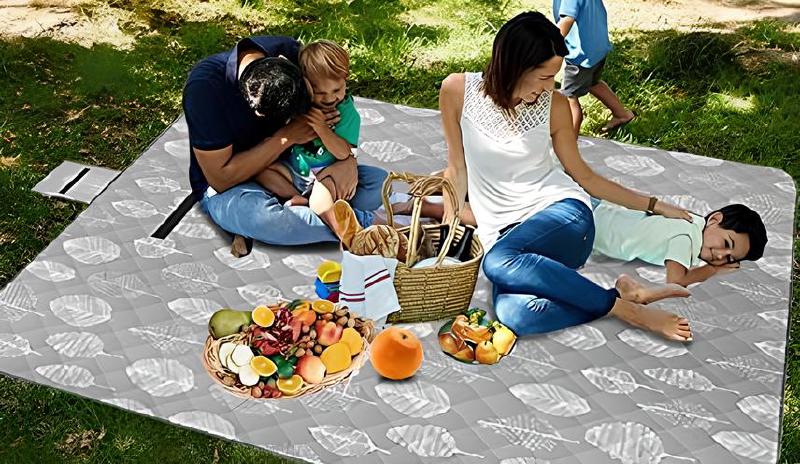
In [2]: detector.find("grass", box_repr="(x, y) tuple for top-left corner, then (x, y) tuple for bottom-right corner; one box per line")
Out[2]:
(0, 0), (798, 462)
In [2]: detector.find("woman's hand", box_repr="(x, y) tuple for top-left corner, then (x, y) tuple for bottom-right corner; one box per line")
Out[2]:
(317, 156), (358, 201)
(654, 200), (693, 222)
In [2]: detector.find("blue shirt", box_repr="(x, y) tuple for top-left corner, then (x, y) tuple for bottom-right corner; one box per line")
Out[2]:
(182, 36), (301, 199)
(553, 0), (612, 68)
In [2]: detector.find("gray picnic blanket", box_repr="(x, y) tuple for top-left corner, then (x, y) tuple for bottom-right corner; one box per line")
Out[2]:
(0, 97), (795, 464)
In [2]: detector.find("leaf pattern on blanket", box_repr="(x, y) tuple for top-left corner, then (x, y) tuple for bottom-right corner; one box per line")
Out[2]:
(126, 358), (194, 397)
(360, 140), (416, 162)
(36, 364), (114, 391)
(135, 176), (181, 194)
(208, 384), (292, 415)
(732, 193), (793, 225)
(309, 425), (390, 456)
(635, 266), (667, 284)
(510, 383), (590, 417)
(301, 381), (376, 412)
(0, 334), (41, 357)
(169, 411), (236, 440)
(63, 236), (121, 265)
(643, 368), (739, 394)
(0, 282), (42, 322)
(50, 294), (112, 327)
(719, 281), (787, 306)
(417, 354), (496, 383)
(394, 104), (438, 117)
(548, 325), (606, 350)
(213, 246), (271, 271)
(500, 458), (551, 464)
(375, 380), (450, 418)
(737, 394), (780, 431)
(282, 255), (326, 277)
(617, 329), (688, 358)
(755, 340), (785, 362)
(774, 180), (795, 194)
(755, 255), (791, 281)
(167, 298), (221, 325)
(581, 367), (663, 395)
(668, 151), (724, 166)
(578, 270), (617, 288)
(604, 155), (665, 177)
(76, 208), (119, 229)
(660, 194), (711, 214)
(386, 424), (483, 458)
(134, 237), (190, 259)
(585, 421), (695, 464)
(173, 222), (217, 240)
(766, 231), (792, 250)
(291, 285), (318, 300)
(356, 107), (385, 126)
(46, 332), (120, 358)
(237, 283), (284, 306)
(637, 400), (731, 431)
(164, 139), (190, 158)
(678, 171), (739, 192)
(501, 340), (565, 379)
(706, 355), (782, 386)
(758, 310), (788, 328)
(712, 431), (776, 463)
(162, 263), (220, 294)
(128, 322), (205, 354)
(478, 414), (579, 452)
(112, 200), (162, 219)
(262, 443), (323, 464)
(26, 260), (76, 282)
(101, 397), (153, 415)
(88, 271), (159, 299)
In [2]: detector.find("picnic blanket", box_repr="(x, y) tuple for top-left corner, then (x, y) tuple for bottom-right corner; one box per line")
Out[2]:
(0, 97), (795, 463)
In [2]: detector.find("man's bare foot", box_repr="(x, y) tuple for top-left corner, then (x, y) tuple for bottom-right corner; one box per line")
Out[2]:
(601, 109), (635, 133)
(615, 274), (690, 304)
(231, 234), (252, 258)
(289, 195), (309, 206)
(610, 299), (693, 342)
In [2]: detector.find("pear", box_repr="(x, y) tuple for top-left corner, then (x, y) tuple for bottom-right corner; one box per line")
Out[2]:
(208, 309), (253, 339)
(492, 323), (517, 356)
(475, 340), (500, 365)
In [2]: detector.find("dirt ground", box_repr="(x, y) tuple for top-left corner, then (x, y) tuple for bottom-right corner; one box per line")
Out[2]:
(0, 0), (799, 48)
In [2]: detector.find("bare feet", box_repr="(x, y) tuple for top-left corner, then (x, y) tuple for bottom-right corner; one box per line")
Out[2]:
(289, 195), (309, 206)
(231, 234), (252, 258)
(601, 109), (635, 133)
(610, 299), (693, 342)
(615, 274), (690, 305)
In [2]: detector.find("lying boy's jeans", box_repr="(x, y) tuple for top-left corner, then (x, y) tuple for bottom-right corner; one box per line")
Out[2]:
(200, 165), (387, 246)
(483, 198), (619, 336)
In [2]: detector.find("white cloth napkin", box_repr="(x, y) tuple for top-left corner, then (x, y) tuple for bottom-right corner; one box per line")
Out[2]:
(339, 251), (400, 321)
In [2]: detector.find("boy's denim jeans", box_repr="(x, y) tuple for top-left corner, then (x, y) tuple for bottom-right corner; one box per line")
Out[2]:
(483, 198), (619, 336)
(200, 165), (387, 246)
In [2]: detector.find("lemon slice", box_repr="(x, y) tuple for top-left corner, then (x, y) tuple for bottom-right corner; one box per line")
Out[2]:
(312, 300), (335, 314)
(276, 375), (304, 396)
(252, 305), (276, 328)
(250, 356), (277, 377)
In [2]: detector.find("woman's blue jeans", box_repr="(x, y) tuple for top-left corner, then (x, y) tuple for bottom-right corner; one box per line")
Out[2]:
(200, 165), (387, 246)
(483, 198), (618, 336)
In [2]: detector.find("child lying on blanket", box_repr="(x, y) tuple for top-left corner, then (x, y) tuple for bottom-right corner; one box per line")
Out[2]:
(591, 199), (767, 287)
(257, 39), (361, 231)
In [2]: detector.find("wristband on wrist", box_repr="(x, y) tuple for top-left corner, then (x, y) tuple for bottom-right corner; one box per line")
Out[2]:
(646, 196), (658, 216)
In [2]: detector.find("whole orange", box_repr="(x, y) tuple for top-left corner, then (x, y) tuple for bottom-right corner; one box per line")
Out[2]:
(369, 327), (423, 380)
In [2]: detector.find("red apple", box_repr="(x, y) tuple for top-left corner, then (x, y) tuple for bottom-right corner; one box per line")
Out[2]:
(315, 320), (343, 346)
(296, 355), (326, 384)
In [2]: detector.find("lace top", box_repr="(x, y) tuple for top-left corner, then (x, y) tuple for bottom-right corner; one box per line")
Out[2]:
(459, 72), (591, 250)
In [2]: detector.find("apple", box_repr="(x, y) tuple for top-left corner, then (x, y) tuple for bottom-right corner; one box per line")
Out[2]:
(296, 355), (326, 384)
(315, 320), (343, 346)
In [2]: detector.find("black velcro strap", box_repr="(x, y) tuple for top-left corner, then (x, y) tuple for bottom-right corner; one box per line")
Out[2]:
(58, 167), (90, 194)
(152, 192), (197, 239)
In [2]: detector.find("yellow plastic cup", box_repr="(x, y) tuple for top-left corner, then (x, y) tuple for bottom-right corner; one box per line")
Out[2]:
(317, 260), (342, 284)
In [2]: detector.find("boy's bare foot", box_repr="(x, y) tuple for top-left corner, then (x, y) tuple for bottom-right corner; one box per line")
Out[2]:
(289, 195), (309, 206)
(615, 274), (690, 304)
(601, 109), (635, 133)
(610, 299), (693, 342)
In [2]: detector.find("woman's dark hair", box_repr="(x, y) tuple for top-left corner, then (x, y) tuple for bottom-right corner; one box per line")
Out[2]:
(483, 11), (568, 110)
(239, 57), (310, 123)
(706, 204), (768, 262)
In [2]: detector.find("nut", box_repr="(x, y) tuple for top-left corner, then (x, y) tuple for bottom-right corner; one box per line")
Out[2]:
(346, 318), (355, 328)
(336, 316), (348, 326)
(222, 376), (236, 387)
(309, 329), (317, 339)
(250, 386), (263, 398)
(306, 340), (316, 349)
(313, 344), (323, 355)
(322, 313), (334, 321)
(301, 325), (310, 333)
(295, 348), (306, 357)
(335, 308), (347, 317)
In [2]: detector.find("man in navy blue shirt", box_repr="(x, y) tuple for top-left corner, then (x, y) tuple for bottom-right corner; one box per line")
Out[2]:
(182, 36), (387, 245)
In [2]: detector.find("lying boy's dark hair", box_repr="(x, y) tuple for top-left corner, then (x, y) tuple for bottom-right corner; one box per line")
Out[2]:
(239, 57), (310, 124)
(706, 204), (767, 262)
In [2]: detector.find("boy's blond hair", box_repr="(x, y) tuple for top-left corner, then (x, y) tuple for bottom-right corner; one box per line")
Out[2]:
(299, 40), (350, 80)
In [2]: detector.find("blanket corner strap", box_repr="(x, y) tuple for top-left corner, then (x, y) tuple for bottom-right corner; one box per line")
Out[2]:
(151, 192), (197, 239)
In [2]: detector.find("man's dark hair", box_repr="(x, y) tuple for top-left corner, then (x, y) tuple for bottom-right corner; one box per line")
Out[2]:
(706, 204), (768, 262)
(239, 57), (310, 123)
(483, 11), (568, 110)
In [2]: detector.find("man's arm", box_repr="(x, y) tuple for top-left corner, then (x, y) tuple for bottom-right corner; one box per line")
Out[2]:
(195, 119), (316, 193)
(557, 15), (575, 37)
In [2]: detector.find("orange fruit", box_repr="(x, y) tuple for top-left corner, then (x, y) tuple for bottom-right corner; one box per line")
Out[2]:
(370, 327), (423, 380)
(250, 356), (277, 377)
(252, 306), (275, 328)
(312, 300), (335, 314)
(320, 342), (352, 374)
(276, 375), (303, 396)
(340, 327), (363, 355)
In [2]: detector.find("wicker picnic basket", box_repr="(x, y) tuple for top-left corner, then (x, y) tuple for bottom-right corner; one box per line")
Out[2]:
(202, 319), (375, 399)
(381, 172), (483, 323)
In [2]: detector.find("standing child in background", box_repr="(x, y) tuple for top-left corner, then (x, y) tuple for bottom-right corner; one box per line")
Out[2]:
(257, 39), (361, 232)
(553, 0), (635, 135)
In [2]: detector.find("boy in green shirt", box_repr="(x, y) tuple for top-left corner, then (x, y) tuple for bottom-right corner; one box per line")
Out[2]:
(258, 40), (360, 230)
(592, 199), (768, 287)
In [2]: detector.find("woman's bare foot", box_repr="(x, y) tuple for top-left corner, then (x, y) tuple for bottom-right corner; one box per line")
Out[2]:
(289, 195), (309, 206)
(610, 299), (692, 342)
(615, 274), (690, 304)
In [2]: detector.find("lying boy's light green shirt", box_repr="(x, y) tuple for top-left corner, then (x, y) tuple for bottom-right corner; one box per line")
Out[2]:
(592, 200), (704, 269)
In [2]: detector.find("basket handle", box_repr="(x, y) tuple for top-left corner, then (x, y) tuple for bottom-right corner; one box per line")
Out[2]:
(380, 171), (462, 267)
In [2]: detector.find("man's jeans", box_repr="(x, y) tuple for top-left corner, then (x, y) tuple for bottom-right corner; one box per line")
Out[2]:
(483, 198), (619, 336)
(200, 165), (388, 246)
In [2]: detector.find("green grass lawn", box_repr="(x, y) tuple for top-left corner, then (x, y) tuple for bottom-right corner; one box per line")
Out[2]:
(0, 0), (797, 462)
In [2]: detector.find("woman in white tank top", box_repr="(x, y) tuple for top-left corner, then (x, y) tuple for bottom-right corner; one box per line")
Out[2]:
(440, 12), (694, 341)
